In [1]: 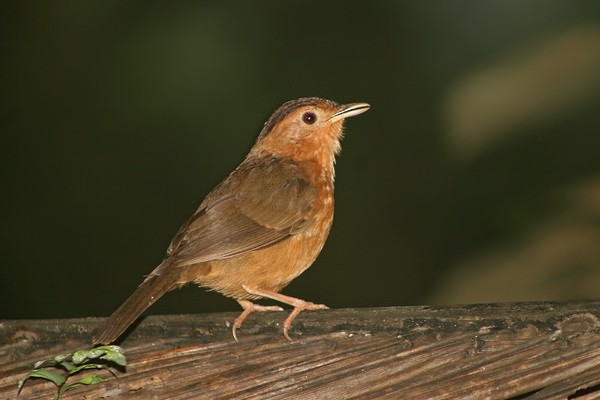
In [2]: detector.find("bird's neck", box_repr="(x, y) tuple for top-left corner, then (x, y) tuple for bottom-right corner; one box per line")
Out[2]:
(252, 129), (341, 184)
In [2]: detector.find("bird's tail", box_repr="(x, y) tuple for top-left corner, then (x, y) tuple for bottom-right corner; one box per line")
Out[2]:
(93, 260), (178, 345)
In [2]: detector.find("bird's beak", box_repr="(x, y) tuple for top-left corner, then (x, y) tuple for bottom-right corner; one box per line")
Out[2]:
(328, 102), (370, 123)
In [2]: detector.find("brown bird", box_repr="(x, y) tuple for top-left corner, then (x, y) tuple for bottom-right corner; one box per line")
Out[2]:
(93, 97), (370, 344)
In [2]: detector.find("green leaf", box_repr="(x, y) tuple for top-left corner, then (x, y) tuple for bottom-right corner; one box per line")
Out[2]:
(68, 363), (106, 376)
(101, 349), (127, 367)
(97, 345), (123, 354)
(54, 354), (71, 363)
(60, 374), (104, 394)
(18, 368), (66, 389)
(58, 361), (77, 372)
(71, 349), (92, 365)
(78, 374), (104, 385)
(72, 345), (127, 367)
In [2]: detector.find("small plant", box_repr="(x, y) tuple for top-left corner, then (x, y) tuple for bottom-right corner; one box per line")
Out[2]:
(18, 345), (126, 399)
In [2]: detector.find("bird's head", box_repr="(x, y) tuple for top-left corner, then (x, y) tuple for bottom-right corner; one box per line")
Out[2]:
(251, 97), (370, 170)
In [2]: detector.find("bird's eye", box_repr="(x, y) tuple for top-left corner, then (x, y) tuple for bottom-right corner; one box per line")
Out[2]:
(302, 112), (317, 125)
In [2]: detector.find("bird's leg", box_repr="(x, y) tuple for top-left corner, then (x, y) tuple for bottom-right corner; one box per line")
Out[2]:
(233, 299), (283, 341)
(242, 285), (329, 340)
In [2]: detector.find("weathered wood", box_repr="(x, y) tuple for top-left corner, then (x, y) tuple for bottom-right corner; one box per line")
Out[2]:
(2, 301), (600, 399)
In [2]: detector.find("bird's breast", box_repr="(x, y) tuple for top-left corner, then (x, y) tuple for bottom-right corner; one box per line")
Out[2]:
(195, 179), (335, 300)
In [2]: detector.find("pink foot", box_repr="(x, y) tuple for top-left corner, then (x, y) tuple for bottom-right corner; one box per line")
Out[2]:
(233, 299), (283, 341)
(241, 285), (328, 340)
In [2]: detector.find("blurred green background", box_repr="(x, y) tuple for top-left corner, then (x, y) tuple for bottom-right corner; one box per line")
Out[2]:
(2, 1), (600, 320)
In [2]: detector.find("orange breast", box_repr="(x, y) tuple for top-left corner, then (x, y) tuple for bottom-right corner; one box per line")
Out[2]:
(195, 188), (334, 300)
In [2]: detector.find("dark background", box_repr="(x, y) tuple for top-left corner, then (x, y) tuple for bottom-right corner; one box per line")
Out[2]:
(2, 1), (600, 320)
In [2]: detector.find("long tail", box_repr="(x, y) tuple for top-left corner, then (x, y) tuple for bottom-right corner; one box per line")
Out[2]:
(93, 260), (179, 345)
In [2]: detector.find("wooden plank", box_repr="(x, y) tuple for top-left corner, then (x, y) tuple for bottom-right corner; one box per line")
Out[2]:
(2, 301), (600, 399)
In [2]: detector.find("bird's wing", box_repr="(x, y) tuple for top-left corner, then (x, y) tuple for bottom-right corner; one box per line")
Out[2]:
(167, 156), (318, 265)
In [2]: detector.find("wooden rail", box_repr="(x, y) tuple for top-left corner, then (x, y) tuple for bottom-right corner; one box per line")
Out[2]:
(2, 301), (600, 399)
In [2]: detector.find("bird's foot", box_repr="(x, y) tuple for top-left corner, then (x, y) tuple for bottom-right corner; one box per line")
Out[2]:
(233, 299), (283, 341)
(241, 285), (329, 340)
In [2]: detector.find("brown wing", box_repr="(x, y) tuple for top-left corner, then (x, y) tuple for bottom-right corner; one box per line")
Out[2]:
(167, 156), (317, 266)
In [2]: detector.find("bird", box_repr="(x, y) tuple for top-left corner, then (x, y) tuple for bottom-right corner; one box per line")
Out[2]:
(93, 97), (370, 344)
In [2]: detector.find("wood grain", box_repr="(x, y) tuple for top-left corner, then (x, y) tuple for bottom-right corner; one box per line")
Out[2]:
(2, 301), (599, 399)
